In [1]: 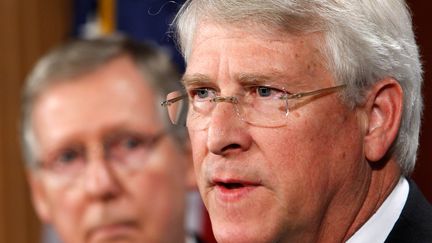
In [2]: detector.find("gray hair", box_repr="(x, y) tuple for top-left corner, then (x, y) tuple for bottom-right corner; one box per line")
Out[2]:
(174, 0), (423, 175)
(21, 35), (186, 168)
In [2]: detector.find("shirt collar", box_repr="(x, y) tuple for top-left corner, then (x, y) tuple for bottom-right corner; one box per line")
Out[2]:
(346, 177), (409, 243)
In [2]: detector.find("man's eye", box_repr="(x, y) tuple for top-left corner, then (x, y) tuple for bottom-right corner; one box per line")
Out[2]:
(257, 87), (272, 97)
(107, 134), (154, 164)
(108, 135), (147, 154)
(190, 88), (217, 100)
(121, 136), (142, 150)
(57, 149), (80, 164)
(44, 148), (84, 173)
(252, 86), (285, 98)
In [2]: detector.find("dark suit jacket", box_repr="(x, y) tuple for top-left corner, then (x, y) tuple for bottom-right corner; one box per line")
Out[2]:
(385, 180), (432, 243)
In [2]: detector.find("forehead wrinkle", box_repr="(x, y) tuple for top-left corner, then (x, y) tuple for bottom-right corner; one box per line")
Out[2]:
(182, 72), (287, 83)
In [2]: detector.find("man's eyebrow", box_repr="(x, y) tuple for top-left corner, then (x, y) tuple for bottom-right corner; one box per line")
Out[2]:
(238, 73), (271, 84)
(181, 74), (213, 86)
(237, 73), (286, 86)
(181, 72), (294, 88)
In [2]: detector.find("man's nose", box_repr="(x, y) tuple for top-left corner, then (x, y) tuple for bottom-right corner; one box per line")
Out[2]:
(206, 101), (252, 156)
(82, 150), (121, 201)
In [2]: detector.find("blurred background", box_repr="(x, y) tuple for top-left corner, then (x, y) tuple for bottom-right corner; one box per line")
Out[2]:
(0, 1), (430, 242)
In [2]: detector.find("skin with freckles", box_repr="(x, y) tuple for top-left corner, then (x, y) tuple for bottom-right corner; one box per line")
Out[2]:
(28, 56), (194, 243)
(185, 22), (402, 243)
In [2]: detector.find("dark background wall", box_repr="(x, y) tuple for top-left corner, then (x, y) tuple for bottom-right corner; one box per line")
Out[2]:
(408, 1), (432, 202)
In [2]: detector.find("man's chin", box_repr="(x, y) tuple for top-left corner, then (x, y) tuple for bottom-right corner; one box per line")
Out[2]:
(86, 222), (140, 243)
(212, 222), (272, 243)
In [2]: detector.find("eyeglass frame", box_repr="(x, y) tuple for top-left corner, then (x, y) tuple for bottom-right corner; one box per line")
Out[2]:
(161, 84), (347, 127)
(35, 130), (166, 181)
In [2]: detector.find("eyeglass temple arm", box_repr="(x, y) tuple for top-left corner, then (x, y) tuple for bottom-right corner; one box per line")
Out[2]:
(161, 94), (188, 107)
(284, 84), (346, 100)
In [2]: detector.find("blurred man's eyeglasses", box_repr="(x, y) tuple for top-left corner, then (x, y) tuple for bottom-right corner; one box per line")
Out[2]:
(161, 84), (346, 130)
(37, 131), (165, 182)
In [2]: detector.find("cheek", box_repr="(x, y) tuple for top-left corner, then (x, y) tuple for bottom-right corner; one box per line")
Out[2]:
(44, 182), (86, 217)
(126, 170), (186, 240)
(189, 130), (207, 171)
(129, 141), (189, 217)
(127, 166), (186, 219)
(277, 104), (359, 162)
(258, 107), (362, 193)
(41, 182), (87, 240)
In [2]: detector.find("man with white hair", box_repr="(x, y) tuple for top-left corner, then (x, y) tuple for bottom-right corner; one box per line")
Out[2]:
(162, 0), (432, 242)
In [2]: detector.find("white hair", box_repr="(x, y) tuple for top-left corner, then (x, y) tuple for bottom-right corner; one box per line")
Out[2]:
(174, 0), (423, 175)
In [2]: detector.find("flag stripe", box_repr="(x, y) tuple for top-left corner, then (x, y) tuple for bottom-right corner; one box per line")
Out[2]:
(99, 0), (115, 34)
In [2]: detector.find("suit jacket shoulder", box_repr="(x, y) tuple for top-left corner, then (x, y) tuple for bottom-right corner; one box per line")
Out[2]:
(385, 180), (432, 243)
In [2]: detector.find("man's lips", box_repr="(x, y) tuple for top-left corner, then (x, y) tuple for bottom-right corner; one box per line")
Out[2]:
(210, 178), (262, 202)
(212, 178), (261, 188)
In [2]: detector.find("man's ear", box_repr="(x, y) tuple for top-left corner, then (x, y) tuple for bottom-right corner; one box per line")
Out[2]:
(27, 171), (51, 223)
(363, 78), (403, 162)
(182, 139), (197, 190)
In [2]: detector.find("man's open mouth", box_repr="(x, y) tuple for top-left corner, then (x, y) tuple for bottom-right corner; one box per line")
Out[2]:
(212, 178), (261, 190)
(210, 178), (261, 202)
(216, 181), (247, 189)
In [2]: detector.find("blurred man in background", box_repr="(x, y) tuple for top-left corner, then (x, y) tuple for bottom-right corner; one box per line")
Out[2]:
(21, 36), (200, 243)
(162, 0), (432, 242)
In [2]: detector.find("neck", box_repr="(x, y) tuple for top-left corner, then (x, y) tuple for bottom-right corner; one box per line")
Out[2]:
(344, 159), (401, 239)
(313, 158), (401, 243)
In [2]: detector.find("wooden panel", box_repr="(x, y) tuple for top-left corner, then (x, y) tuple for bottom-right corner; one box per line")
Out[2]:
(0, 0), (72, 242)
(0, 1), (26, 242)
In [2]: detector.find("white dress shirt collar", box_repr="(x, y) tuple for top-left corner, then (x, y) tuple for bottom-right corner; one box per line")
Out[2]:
(346, 177), (409, 243)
